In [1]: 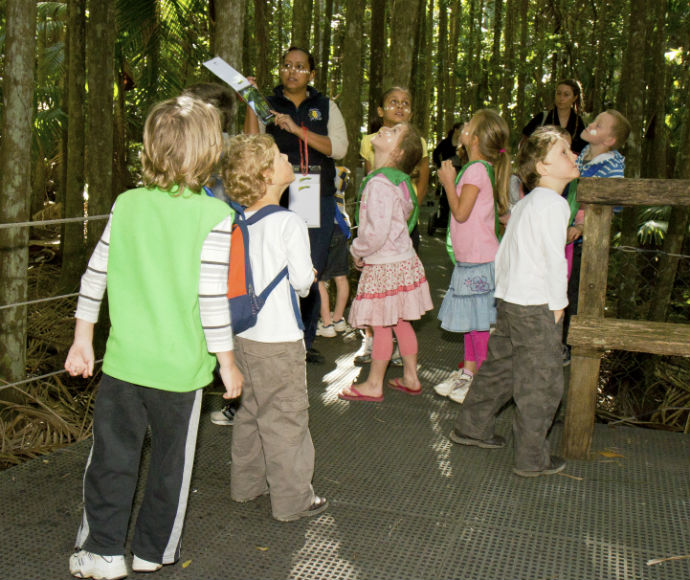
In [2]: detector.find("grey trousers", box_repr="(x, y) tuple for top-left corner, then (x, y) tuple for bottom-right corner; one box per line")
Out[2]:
(76, 374), (202, 564)
(454, 299), (564, 471)
(231, 337), (315, 519)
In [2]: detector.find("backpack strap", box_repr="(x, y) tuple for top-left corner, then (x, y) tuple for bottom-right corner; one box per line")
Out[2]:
(243, 204), (305, 331)
(445, 160), (499, 265)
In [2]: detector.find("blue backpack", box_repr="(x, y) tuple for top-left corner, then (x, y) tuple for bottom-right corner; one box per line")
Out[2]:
(225, 202), (304, 334)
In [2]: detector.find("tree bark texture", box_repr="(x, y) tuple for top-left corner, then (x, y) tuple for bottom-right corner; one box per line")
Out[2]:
(367, 0), (386, 130)
(317, 0), (334, 95)
(216, 0), (247, 133)
(60, 0), (87, 292)
(0, 0), (37, 388)
(291, 0), (313, 48)
(385, 0), (421, 89)
(86, 0), (116, 253)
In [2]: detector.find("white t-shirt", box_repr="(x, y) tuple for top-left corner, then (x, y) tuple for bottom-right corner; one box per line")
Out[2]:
(494, 186), (570, 311)
(237, 209), (315, 343)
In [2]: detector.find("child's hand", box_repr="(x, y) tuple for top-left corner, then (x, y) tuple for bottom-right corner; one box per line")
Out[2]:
(64, 340), (95, 378)
(353, 256), (365, 270)
(566, 225), (583, 243)
(437, 159), (457, 191)
(220, 362), (243, 400)
(553, 309), (564, 323)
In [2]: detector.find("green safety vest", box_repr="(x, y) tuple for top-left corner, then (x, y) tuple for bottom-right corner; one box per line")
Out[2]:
(355, 166), (418, 234)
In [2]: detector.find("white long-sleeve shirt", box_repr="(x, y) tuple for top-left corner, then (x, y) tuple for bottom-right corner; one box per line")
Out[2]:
(494, 186), (570, 311)
(237, 209), (315, 343)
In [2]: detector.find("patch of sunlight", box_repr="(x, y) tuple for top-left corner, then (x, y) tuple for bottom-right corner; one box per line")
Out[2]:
(428, 409), (454, 479)
(290, 513), (362, 580)
(665, 48), (683, 64)
(319, 351), (364, 412)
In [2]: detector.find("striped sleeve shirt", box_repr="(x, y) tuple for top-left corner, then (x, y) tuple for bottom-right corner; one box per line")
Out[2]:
(75, 208), (234, 353)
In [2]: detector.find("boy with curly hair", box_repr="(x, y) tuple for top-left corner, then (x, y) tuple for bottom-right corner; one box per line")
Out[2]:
(220, 134), (328, 521)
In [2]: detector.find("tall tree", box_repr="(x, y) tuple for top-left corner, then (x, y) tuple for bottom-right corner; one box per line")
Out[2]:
(489, 0), (503, 107)
(436, 0), (448, 137)
(340, 0), (366, 196)
(60, 0), (87, 291)
(216, 0), (247, 132)
(0, 0), (37, 390)
(86, 0), (116, 251)
(254, 0), (271, 90)
(444, 0), (461, 127)
(367, 0), (386, 129)
(515, 0), (529, 133)
(648, 0), (667, 179)
(292, 0), (313, 48)
(385, 0), (421, 89)
(316, 0), (333, 94)
(501, 0), (514, 121)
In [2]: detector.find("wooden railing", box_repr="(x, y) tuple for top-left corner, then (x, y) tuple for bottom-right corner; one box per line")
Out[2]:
(562, 177), (690, 459)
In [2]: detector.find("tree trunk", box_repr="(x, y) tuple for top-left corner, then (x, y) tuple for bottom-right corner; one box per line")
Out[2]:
(385, 0), (421, 89)
(340, 0), (365, 197)
(60, 0), (87, 292)
(367, 0), (386, 129)
(649, 0), (667, 179)
(435, 0), (447, 136)
(317, 0), (334, 94)
(411, 0), (428, 133)
(615, 0), (647, 319)
(86, 0), (116, 253)
(0, 0), (37, 392)
(501, 0), (514, 122)
(445, 0), (461, 126)
(292, 0), (313, 48)
(515, 0), (528, 130)
(490, 0), (504, 107)
(253, 0), (270, 91)
(216, 0), (247, 133)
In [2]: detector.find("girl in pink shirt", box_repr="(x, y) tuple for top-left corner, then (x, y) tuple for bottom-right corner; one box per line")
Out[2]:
(339, 123), (433, 402)
(435, 109), (511, 403)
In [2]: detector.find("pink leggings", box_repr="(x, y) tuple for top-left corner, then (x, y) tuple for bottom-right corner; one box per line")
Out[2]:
(371, 320), (418, 360)
(464, 330), (490, 369)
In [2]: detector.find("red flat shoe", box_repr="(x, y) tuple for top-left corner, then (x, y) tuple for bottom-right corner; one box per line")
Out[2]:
(388, 378), (422, 395)
(338, 385), (384, 402)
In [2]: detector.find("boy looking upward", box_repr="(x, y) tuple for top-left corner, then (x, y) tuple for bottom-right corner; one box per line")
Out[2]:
(449, 126), (579, 478)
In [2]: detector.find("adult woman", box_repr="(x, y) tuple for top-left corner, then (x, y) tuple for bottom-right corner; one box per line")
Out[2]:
(244, 46), (348, 363)
(521, 79), (586, 154)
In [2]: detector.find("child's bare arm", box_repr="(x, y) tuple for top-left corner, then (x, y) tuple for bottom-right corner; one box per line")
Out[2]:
(215, 350), (243, 399)
(64, 318), (95, 378)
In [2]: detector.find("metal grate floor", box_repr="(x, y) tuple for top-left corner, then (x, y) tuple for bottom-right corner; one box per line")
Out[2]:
(1, 220), (689, 580)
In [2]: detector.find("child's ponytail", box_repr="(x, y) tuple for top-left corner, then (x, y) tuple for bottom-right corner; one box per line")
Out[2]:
(472, 109), (511, 216)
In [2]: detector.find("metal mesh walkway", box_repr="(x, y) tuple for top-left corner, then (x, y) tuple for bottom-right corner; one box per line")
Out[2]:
(1, 220), (689, 580)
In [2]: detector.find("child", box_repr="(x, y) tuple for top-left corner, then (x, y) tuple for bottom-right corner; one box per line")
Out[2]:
(449, 126), (579, 477)
(64, 96), (243, 579)
(356, 87), (429, 364)
(316, 166), (352, 337)
(338, 123), (433, 402)
(434, 109), (511, 403)
(221, 134), (328, 522)
(562, 109), (630, 362)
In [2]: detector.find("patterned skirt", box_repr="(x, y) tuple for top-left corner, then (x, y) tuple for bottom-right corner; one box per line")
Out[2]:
(438, 261), (496, 333)
(348, 255), (434, 328)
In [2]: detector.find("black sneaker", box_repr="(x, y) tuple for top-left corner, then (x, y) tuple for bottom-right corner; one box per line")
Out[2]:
(449, 430), (506, 449)
(306, 347), (324, 364)
(513, 456), (567, 478)
(210, 403), (237, 425)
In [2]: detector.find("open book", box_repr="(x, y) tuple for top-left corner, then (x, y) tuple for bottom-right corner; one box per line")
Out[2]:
(203, 57), (275, 125)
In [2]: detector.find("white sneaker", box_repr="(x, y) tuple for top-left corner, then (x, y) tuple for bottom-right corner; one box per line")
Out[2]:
(316, 320), (337, 337)
(332, 316), (351, 333)
(433, 369), (466, 397)
(448, 373), (474, 403)
(132, 555), (162, 573)
(69, 550), (127, 580)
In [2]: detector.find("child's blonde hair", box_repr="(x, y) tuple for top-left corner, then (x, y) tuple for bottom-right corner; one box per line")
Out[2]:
(517, 125), (570, 191)
(604, 109), (631, 149)
(141, 96), (222, 194)
(470, 109), (511, 215)
(221, 134), (276, 207)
